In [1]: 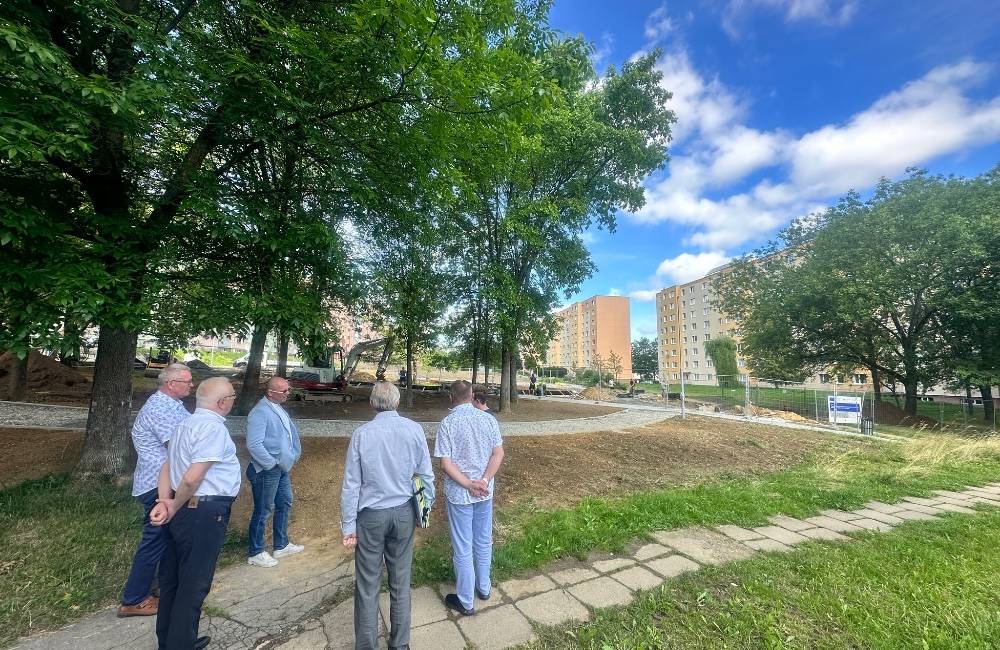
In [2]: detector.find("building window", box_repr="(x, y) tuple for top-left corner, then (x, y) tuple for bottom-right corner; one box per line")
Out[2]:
(670, 337), (676, 344)
(692, 335), (698, 342)
(682, 324), (687, 331)
(684, 361), (689, 368)
(718, 317), (723, 325)
(691, 322), (698, 330)
(736, 343), (743, 352)
(672, 362), (678, 368)
(853, 374), (868, 384)
(703, 307), (709, 315)
(704, 333), (711, 340)
(671, 326), (676, 332)
(692, 348), (698, 355)
(693, 373), (700, 380)
(671, 350), (676, 356)
(707, 373), (713, 380)
(737, 359), (745, 367)
(683, 336), (688, 343)
(693, 361), (699, 367)
(706, 359), (713, 367)
(670, 314), (676, 321)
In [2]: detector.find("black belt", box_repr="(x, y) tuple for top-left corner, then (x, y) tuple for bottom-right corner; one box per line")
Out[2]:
(185, 495), (236, 508)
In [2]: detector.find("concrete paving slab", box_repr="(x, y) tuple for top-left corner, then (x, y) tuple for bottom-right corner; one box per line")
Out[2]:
(320, 599), (357, 650)
(852, 509), (904, 525)
(378, 586), (449, 629)
(548, 565), (600, 586)
(767, 515), (813, 532)
(933, 495), (977, 507)
(898, 502), (945, 515)
(499, 574), (556, 600)
(819, 509), (865, 522)
(932, 490), (975, 501)
(847, 518), (895, 532)
(716, 525), (765, 541)
(456, 604), (534, 650)
(797, 527), (850, 542)
(568, 577), (635, 609)
(752, 525), (810, 545)
(275, 626), (331, 649)
(961, 490), (1000, 503)
(644, 554), (702, 578)
(633, 543), (672, 561)
(893, 509), (938, 521)
(930, 502), (978, 515)
(592, 557), (635, 573)
(744, 538), (793, 553)
(610, 566), (665, 591)
(864, 501), (906, 514)
(409, 620), (466, 650)
(902, 496), (944, 507)
(515, 589), (590, 626)
(652, 527), (757, 565)
(977, 485), (1000, 495)
(802, 515), (864, 533)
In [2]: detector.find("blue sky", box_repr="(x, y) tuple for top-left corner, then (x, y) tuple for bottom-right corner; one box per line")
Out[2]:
(547, 1), (1000, 340)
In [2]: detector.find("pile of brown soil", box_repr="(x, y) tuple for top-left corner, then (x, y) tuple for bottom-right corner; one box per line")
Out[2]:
(0, 351), (91, 402)
(580, 386), (614, 401)
(350, 371), (377, 382)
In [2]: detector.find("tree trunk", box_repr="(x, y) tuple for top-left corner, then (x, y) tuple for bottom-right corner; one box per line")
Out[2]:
(471, 320), (480, 386)
(276, 331), (289, 378)
(980, 384), (995, 426)
(405, 332), (414, 409)
(74, 326), (137, 480)
(235, 324), (268, 416)
(508, 340), (518, 406)
(903, 377), (919, 417)
(7, 352), (28, 401)
(965, 383), (973, 419)
(869, 365), (881, 402)
(499, 346), (511, 413)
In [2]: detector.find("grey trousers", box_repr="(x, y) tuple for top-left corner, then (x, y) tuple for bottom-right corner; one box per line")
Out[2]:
(354, 502), (415, 650)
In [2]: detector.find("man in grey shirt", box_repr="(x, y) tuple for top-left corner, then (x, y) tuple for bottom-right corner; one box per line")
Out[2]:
(341, 382), (435, 650)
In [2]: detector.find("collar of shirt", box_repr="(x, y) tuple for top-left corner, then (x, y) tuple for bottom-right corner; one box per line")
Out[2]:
(374, 410), (399, 420)
(155, 388), (182, 404)
(193, 407), (226, 422)
(450, 403), (476, 413)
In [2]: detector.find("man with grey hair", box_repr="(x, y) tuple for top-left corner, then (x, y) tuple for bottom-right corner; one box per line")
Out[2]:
(341, 381), (435, 650)
(435, 379), (504, 616)
(150, 376), (241, 650)
(118, 363), (193, 618)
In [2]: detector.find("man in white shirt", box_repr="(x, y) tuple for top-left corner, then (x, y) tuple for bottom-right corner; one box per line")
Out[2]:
(150, 377), (241, 650)
(119, 363), (192, 618)
(435, 380), (504, 616)
(245, 376), (303, 567)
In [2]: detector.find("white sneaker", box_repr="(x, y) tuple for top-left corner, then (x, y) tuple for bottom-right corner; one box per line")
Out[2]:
(273, 543), (304, 558)
(247, 551), (278, 567)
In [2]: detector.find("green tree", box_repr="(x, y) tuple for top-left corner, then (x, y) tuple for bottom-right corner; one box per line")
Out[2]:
(705, 337), (740, 388)
(631, 337), (658, 381)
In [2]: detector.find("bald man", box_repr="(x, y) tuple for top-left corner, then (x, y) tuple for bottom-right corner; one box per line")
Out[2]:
(245, 376), (303, 567)
(150, 376), (241, 650)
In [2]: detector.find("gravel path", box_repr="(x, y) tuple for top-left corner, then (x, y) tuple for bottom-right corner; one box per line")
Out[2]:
(0, 400), (673, 437)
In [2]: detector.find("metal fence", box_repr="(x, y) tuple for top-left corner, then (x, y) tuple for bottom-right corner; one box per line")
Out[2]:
(658, 375), (880, 433)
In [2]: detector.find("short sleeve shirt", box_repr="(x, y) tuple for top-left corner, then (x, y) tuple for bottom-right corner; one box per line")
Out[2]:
(434, 403), (503, 505)
(168, 408), (241, 497)
(130, 390), (190, 496)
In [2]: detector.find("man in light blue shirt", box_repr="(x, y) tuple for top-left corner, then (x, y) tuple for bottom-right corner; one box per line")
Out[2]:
(435, 380), (504, 616)
(245, 376), (303, 567)
(341, 382), (434, 650)
(119, 363), (192, 618)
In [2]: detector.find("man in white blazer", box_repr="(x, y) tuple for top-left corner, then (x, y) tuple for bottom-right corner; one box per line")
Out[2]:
(245, 376), (304, 567)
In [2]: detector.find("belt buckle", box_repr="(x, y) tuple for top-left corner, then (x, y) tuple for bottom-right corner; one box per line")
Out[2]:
(187, 495), (200, 509)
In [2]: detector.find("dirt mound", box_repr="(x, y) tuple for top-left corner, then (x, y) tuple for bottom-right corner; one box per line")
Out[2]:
(350, 371), (377, 382)
(580, 386), (614, 401)
(0, 350), (91, 403)
(749, 405), (814, 423)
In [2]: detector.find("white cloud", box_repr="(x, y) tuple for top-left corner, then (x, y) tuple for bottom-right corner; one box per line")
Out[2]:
(590, 32), (615, 71)
(629, 53), (1000, 250)
(628, 289), (660, 302)
(608, 287), (622, 296)
(655, 251), (731, 284)
(631, 314), (659, 340)
(723, 0), (858, 38)
(644, 5), (675, 41)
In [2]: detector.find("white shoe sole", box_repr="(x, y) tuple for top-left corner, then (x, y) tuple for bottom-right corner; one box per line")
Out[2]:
(273, 547), (304, 559)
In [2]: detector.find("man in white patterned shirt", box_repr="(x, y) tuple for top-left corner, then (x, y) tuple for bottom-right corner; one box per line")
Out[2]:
(435, 380), (504, 616)
(118, 363), (192, 617)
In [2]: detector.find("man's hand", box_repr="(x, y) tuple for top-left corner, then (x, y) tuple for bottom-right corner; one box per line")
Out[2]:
(467, 478), (488, 498)
(150, 500), (175, 526)
(343, 533), (357, 549)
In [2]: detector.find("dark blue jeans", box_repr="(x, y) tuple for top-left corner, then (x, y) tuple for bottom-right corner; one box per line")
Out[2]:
(247, 464), (292, 556)
(122, 487), (167, 605)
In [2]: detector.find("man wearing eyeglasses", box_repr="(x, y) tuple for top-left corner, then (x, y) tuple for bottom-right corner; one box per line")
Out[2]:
(150, 376), (241, 650)
(245, 376), (304, 568)
(118, 363), (193, 618)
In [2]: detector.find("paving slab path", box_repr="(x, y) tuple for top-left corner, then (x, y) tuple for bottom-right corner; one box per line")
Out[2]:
(13, 482), (1000, 650)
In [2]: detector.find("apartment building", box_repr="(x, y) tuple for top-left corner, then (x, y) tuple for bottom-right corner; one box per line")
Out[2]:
(655, 265), (872, 387)
(546, 295), (632, 377)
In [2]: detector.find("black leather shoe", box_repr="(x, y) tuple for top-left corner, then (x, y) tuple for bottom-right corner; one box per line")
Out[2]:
(444, 593), (474, 616)
(476, 588), (491, 601)
(195, 636), (210, 650)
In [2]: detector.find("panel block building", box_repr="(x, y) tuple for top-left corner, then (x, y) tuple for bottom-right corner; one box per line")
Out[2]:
(546, 295), (632, 378)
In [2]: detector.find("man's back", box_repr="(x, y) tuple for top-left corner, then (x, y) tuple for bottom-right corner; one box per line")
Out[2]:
(435, 404), (502, 505)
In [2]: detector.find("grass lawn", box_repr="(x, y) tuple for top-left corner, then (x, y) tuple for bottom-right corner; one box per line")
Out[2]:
(0, 476), (246, 648)
(412, 433), (1000, 585)
(528, 510), (1000, 649)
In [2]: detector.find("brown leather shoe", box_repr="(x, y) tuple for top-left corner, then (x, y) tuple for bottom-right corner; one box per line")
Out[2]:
(117, 595), (158, 617)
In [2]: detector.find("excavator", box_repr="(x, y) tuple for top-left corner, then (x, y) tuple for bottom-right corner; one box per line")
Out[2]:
(288, 337), (394, 401)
